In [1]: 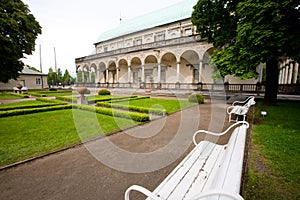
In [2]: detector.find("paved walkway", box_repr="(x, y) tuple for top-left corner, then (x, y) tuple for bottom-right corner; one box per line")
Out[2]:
(0, 99), (230, 200)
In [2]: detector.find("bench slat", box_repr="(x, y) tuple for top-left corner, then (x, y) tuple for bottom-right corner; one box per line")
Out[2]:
(149, 141), (213, 199)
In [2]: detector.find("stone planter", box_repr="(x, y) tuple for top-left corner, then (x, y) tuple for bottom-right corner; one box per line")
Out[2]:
(77, 87), (87, 104)
(16, 84), (23, 94)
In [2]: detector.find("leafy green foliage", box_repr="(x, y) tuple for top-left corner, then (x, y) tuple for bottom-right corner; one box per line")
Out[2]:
(191, 0), (300, 105)
(188, 94), (204, 104)
(0, 105), (72, 118)
(73, 104), (149, 122)
(98, 89), (111, 95)
(97, 101), (166, 115)
(0, 0), (41, 83)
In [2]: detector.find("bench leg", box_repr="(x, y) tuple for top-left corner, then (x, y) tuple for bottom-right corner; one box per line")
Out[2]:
(125, 185), (162, 200)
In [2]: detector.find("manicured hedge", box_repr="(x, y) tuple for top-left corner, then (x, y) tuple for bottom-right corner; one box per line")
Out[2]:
(36, 97), (67, 105)
(98, 89), (111, 95)
(10, 93), (30, 98)
(56, 96), (75, 103)
(0, 103), (66, 111)
(0, 105), (72, 118)
(97, 101), (166, 115)
(188, 94), (204, 104)
(28, 92), (47, 97)
(73, 104), (149, 122)
(88, 95), (139, 104)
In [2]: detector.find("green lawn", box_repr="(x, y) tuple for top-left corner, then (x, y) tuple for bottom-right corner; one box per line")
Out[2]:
(244, 102), (300, 200)
(0, 109), (139, 167)
(0, 92), (23, 99)
(0, 100), (46, 107)
(114, 98), (196, 114)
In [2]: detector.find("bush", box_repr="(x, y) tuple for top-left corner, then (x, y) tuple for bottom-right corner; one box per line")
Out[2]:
(188, 94), (204, 104)
(98, 89), (111, 95)
(74, 104), (149, 122)
(0, 105), (72, 118)
(49, 88), (57, 91)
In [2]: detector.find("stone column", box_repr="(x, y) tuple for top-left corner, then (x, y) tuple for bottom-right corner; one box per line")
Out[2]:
(292, 62), (299, 84)
(128, 66), (131, 83)
(89, 70), (92, 83)
(199, 60), (203, 83)
(141, 63), (145, 83)
(279, 68), (283, 84)
(157, 62), (161, 83)
(288, 62), (293, 84)
(176, 61), (180, 82)
(96, 68), (100, 83)
(106, 68), (109, 83)
(285, 64), (290, 84)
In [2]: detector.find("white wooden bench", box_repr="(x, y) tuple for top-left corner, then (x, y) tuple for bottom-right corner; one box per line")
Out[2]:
(227, 96), (255, 122)
(125, 121), (249, 200)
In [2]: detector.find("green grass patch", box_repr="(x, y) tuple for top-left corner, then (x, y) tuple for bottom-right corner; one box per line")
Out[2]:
(244, 102), (300, 200)
(111, 98), (196, 115)
(0, 100), (46, 108)
(28, 90), (73, 97)
(0, 109), (139, 167)
(0, 92), (20, 99)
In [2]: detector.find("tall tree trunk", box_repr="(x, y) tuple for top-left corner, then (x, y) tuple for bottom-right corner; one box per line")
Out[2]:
(264, 59), (279, 105)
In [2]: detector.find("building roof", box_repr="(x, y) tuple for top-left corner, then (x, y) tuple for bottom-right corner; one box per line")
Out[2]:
(96, 0), (198, 43)
(21, 67), (47, 76)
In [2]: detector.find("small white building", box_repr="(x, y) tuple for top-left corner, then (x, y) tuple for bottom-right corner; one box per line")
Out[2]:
(0, 67), (48, 91)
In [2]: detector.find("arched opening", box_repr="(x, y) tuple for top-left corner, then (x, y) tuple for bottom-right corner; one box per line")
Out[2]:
(161, 53), (176, 83)
(99, 62), (106, 83)
(144, 55), (158, 83)
(118, 59), (128, 83)
(131, 57), (142, 85)
(181, 50), (200, 83)
(83, 64), (89, 83)
(108, 61), (117, 83)
(90, 63), (97, 83)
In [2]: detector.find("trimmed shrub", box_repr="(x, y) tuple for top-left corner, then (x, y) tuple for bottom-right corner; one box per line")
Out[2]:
(36, 97), (67, 105)
(56, 96), (75, 103)
(49, 88), (57, 91)
(74, 104), (149, 122)
(0, 105), (72, 118)
(188, 94), (204, 104)
(0, 103), (65, 111)
(10, 92), (29, 98)
(97, 101), (166, 115)
(98, 89), (111, 95)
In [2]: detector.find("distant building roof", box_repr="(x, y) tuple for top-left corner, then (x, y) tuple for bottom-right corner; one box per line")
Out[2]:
(21, 67), (47, 76)
(96, 0), (198, 43)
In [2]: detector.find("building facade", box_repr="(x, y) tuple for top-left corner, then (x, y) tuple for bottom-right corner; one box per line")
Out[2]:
(75, 0), (261, 89)
(0, 67), (48, 90)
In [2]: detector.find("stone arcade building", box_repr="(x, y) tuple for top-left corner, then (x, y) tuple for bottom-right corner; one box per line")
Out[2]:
(75, 0), (265, 90)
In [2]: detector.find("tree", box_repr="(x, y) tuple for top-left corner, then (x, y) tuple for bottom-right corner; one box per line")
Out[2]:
(191, 0), (300, 105)
(0, 0), (41, 83)
(57, 68), (62, 85)
(47, 67), (57, 86)
(62, 69), (72, 85)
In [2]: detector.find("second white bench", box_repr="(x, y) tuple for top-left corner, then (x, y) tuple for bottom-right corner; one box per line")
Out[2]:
(125, 121), (249, 200)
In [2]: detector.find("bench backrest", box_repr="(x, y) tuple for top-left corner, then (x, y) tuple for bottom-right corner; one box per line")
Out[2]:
(232, 96), (255, 107)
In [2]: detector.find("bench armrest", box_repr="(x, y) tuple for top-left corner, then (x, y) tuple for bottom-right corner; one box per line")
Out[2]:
(232, 96), (254, 106)
(226, 105), (235, 114)
(193, 121), (249, 145)
(125, 185), (163, 200)
(189, 189), (244, 200)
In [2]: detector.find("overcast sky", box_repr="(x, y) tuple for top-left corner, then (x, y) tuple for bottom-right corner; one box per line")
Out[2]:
(22, 0), (185, 76)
